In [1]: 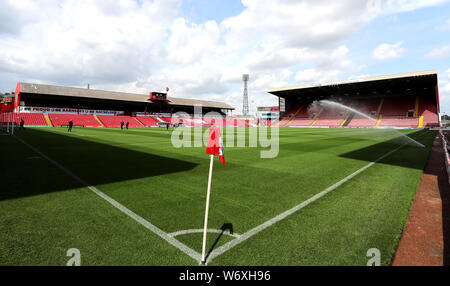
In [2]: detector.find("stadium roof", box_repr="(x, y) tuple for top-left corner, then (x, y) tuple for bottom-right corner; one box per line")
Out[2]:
(18, 82), (234, 110)
(267, 70), (438, 97)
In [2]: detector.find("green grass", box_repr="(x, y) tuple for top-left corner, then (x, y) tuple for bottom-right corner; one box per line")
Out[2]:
(0, 126), (436, 265)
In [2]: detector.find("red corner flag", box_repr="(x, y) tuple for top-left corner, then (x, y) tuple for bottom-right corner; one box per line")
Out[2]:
(206, 127), (225, 166)
(202, 127), (225, 265)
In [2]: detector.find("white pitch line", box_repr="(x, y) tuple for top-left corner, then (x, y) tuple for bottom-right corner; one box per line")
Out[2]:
(169, 229), (241, 238)
(206, 131), (429, 264)
(13, 135), (202, 263)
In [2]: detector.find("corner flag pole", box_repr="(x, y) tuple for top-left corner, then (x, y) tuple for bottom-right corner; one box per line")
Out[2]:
(201, 154), (214, 265)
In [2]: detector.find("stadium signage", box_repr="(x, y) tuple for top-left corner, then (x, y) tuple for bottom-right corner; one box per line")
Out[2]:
(257, 106), (280, 111)
(18, 106), (118, 115)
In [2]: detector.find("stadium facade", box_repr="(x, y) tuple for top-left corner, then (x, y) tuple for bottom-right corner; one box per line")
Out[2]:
(0, 70), (442, 129)
(268, 70), (440, 128)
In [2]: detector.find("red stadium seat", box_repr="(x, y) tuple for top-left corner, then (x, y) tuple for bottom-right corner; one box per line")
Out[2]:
(136, 116), (159, 127)
(96, 115), (142, 128)
(49, 113), (102, 127)
(14, 113), (47, 126)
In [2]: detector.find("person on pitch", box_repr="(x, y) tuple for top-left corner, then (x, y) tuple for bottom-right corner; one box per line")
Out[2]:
(68, 120), (73, 132)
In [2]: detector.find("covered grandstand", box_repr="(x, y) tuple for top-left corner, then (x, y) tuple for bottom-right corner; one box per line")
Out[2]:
(268, 70), (440, 128)
(6, 82), (242, 128)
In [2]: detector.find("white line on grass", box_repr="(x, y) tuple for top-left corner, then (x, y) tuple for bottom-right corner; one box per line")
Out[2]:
(169, 229), (241, 238)
(206, 130), (429, 264)
(13, 129), (429, 265)
(13, 135), (202, 263)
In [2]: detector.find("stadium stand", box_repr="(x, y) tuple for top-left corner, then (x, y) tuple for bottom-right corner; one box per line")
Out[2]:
(97, 115), (143, 128)
(14, 113), (47, 126)
(313, 104), (347, 127)
(379, 116), (419, 128)
(4, 71), (439, 130)
(357, 98), (382, 115)
(136, 116), (159, 127)
(418, 96), (439, 127)
(379, 96), (415, 116)
(279, 97), (423, 128)
(159, 117), (172, 124)
(288, 118), (315, 126)
(49, 113), (102, 127)
(346, 117), (378, 127)
(269, 70), (440, 129)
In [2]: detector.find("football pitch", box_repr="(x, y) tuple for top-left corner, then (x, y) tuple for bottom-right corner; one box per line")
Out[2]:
(0, 126), (436, 265)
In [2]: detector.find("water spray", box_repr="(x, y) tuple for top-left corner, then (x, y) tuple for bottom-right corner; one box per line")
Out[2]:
(319, 100), (425, 148)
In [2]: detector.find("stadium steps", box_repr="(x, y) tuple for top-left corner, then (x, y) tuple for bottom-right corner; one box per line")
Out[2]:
(134, 117), (145, 127)
(310, 107), (324, 126)
(418, 116), (424, 127)
(137, 116), (160, 127)
(376, 98), (384, 116)
(94, 115), (105, 127)
(284, 105), (304, 126)
(376, 115), (382, 127)
(342, 112), (354, 127)
(341, 101), (360, 127)
(44, 114), (53, 127)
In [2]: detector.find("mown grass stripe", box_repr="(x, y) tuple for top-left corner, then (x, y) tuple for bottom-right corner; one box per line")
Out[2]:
(13, 135), (202, 263)
(206, 131), (429, 264)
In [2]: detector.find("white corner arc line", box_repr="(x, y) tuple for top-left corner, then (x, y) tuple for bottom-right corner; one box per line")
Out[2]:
(206, 131), (429, 264)
(169, 229), (241, 238)
(13, 135), (202, 263)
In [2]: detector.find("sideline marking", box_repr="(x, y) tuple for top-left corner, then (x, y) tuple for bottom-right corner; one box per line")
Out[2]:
(13, 135), (202, 263)
(206, 130), (430, 264)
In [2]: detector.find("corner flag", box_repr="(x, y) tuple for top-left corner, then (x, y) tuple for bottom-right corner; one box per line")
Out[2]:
(206, 127), (225, 166)
(201, 127), (225, 265)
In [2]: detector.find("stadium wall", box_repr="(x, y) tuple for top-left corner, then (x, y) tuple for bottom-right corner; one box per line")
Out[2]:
(440, 130), (450, 186)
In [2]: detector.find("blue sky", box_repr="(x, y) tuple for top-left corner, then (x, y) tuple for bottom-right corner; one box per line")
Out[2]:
(345, 3), (449, 76)
(0, 0), (449, 114)
(180, 0), (244, 23)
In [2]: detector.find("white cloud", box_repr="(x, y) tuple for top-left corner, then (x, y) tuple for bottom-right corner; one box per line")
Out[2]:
(294, 69), (323, 83)
(425, 45), (450, 59)
(293, 45), (361, 85)
(0, 0), (448, 114)
(167, 18), (221, 65)
(440, 69), (450, 92)
(0, 0), (180, 85)
(366, 0), (448, 15)
(438, 69), (450, 115)
(372, 42), (405, 60)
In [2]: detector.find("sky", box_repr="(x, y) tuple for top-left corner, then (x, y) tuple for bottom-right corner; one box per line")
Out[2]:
(1, 0), (450, 115)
